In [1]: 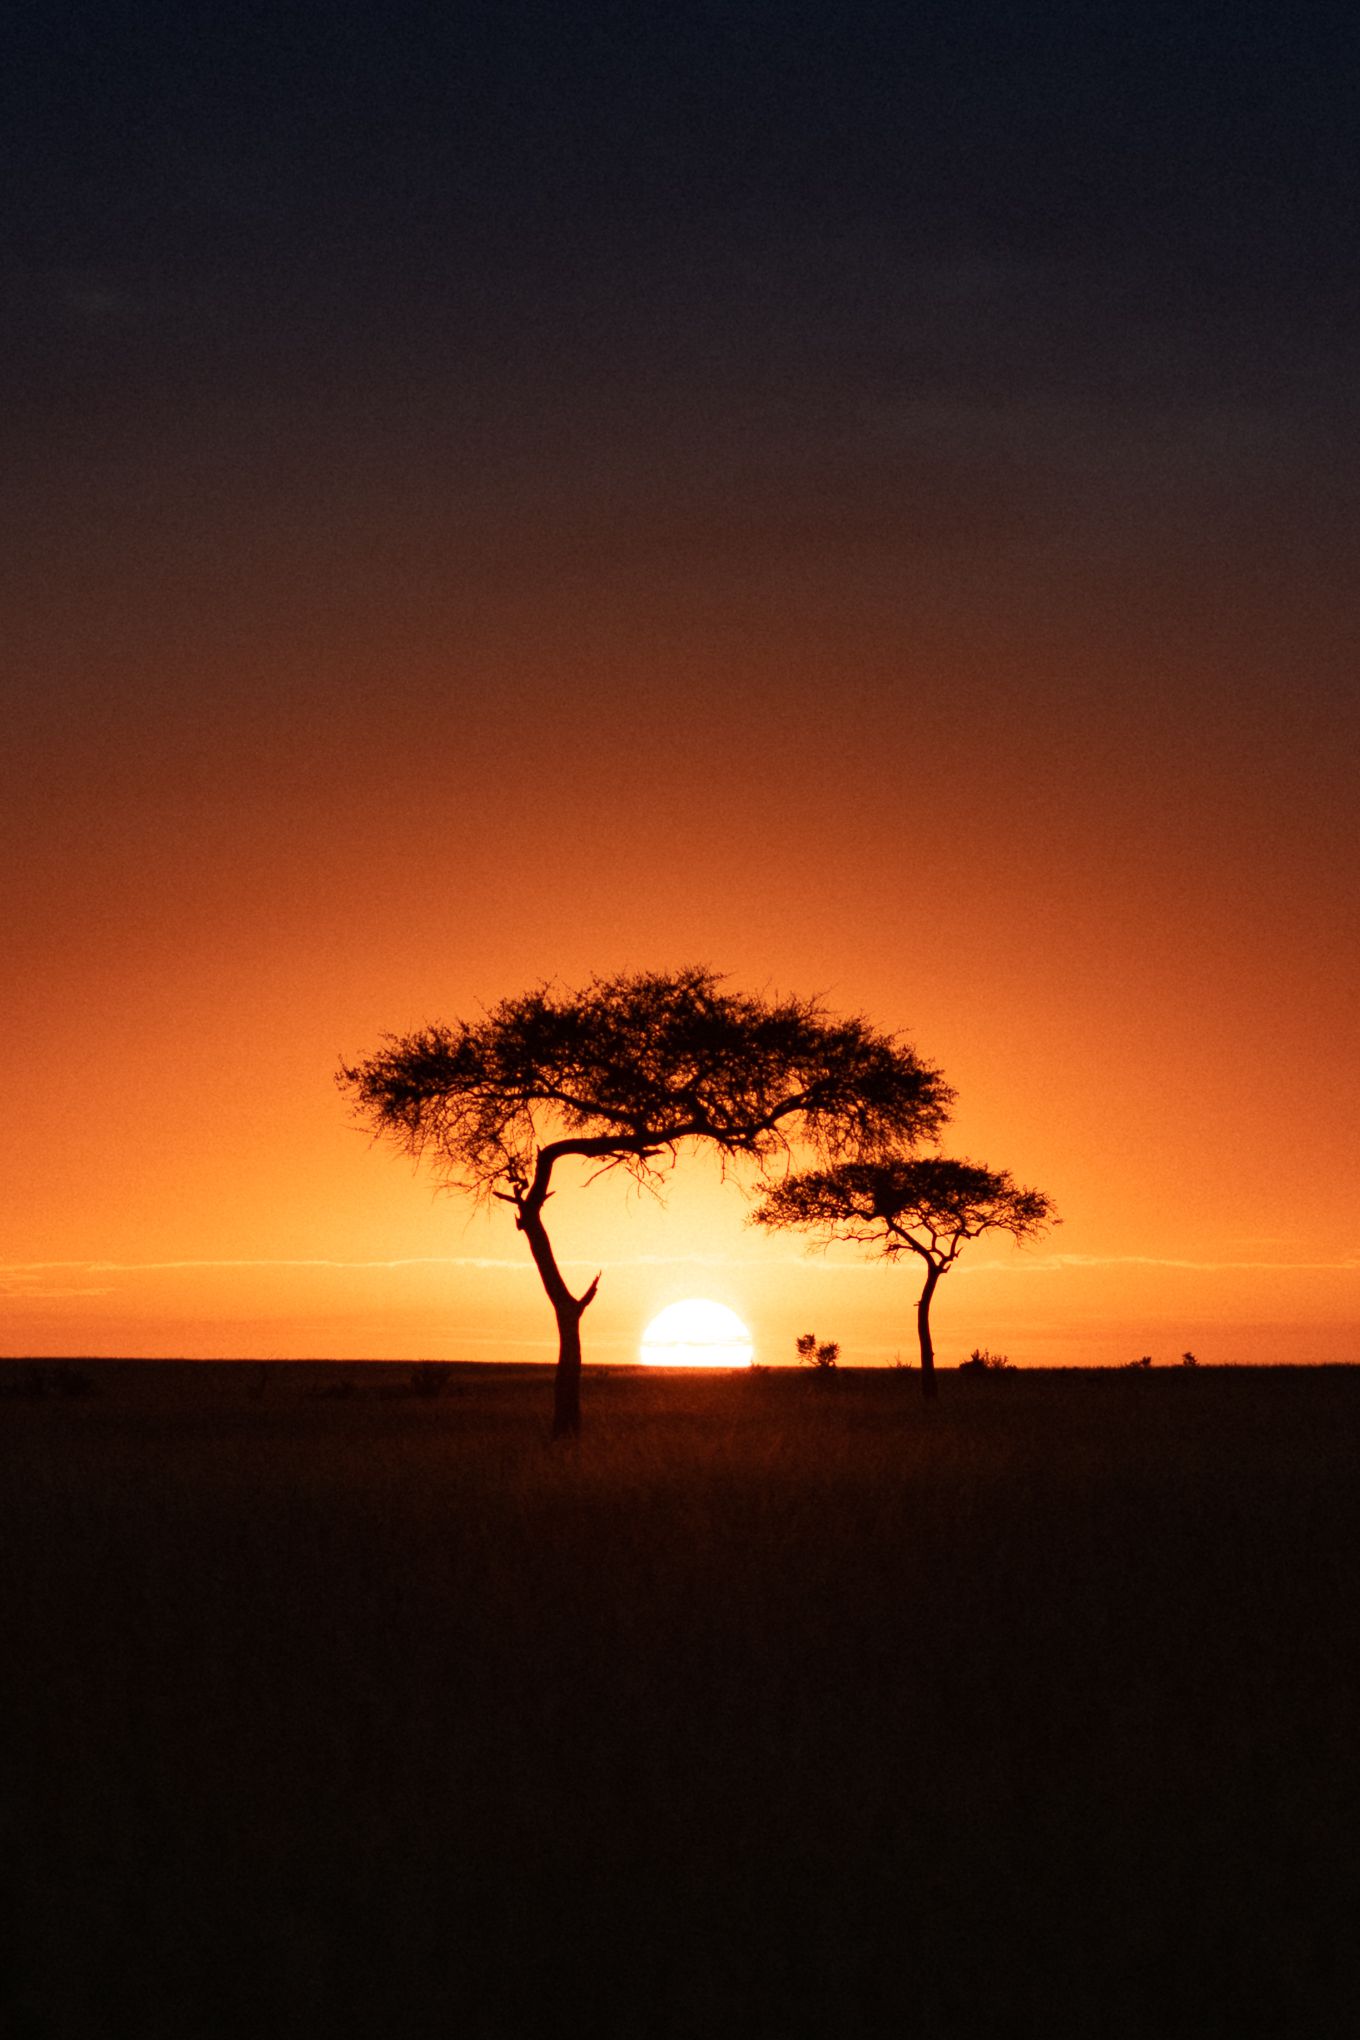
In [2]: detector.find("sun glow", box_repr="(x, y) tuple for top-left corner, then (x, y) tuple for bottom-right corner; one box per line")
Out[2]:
(639, 1298), (755, 1369)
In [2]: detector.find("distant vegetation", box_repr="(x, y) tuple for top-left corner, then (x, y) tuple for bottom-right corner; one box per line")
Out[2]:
(794, 1331), (841, 1371)
(960, 1347), (1013, 1372)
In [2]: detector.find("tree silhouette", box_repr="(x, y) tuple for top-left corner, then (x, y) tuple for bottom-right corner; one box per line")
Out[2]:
(752, 1157), (1055, 1399)
(339, 968), (951, 1436)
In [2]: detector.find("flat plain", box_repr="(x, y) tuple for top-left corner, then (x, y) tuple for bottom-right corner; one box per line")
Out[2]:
(2, 1362), (1357, 2037)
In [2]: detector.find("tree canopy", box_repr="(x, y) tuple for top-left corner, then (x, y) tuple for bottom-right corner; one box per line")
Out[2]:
(340, 967), (952, 1433)
(754, 1158), (1052, 1255)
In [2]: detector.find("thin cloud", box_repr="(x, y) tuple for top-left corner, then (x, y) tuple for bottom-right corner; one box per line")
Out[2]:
(3, 1252), (792, 1279)
(0, 1285), (117, 1300)
(3, 1256), (534, 1277)
(962, 1252), (1360, 1275)
(4, 1251), (1354, 1295)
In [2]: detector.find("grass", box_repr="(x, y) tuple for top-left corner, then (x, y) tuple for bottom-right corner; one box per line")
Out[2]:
(2, 1362), (1358, 2036)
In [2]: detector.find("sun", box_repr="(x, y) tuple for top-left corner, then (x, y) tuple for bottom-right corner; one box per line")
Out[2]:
(639, 1298), (755, 1369)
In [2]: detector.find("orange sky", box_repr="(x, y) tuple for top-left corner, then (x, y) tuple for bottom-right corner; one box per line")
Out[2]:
(5, 570), (1357, 1367)
(4, 8), (1357, 1369)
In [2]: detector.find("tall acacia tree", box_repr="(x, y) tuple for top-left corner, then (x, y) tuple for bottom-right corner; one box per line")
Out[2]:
(752, 1158), (1055, 1398)
(339, 968), (952, 1436)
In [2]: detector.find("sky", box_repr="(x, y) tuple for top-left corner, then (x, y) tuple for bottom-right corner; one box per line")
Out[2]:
(3, 0), (1357, 1367)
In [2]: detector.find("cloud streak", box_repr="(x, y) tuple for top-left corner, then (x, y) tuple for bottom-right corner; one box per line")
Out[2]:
(4, 1254), (750, 1276)
(963, 1252), (1360, 1276)
(4, 1250), (1356, 1295)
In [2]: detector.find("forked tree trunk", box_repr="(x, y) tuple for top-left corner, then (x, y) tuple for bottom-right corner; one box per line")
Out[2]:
(518, 1195), (599, 1440)
(551, 1302), (586, 1439)
(916, 1259), (942, 1400)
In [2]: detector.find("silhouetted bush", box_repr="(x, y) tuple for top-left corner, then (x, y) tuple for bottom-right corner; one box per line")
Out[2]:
(795, 1332), (840, 1371)
(960, 1348), (1012, 1372)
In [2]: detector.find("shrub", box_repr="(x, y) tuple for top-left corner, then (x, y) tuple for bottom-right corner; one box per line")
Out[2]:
(794, 1332), (840, 1371)
(960, 1348), (1011, 1372)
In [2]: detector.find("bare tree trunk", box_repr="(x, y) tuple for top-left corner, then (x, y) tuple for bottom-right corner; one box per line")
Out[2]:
(917, 1260), (941, 1400)
(518, 1194), (600, 1440)
(552, 1302), (585, 1439)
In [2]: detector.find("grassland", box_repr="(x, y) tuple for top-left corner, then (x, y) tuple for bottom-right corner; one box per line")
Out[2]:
(2, 1362), (1358, 2037)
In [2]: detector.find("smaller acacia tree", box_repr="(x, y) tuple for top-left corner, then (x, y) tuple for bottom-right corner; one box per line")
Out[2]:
(340, 968), (951, 1437)
(752, 1157), (1056, 1398)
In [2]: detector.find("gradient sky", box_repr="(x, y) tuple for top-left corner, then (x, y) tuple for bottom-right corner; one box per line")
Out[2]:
(4, 1), (1357, 1367)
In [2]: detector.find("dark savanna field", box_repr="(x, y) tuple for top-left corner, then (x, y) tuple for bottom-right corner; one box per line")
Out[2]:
(3, 1363), (1357, 2037)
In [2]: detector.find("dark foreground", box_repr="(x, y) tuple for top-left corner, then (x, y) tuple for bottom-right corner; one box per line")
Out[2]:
(2, 1363), (1358, 2038)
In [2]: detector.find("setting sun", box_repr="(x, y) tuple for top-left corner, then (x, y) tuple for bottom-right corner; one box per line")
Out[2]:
(639, 1299), (755, 1369)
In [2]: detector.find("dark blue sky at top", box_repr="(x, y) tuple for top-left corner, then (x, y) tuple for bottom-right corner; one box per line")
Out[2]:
(3, 0), (1356, 780)
(6, 0), (1356, 423)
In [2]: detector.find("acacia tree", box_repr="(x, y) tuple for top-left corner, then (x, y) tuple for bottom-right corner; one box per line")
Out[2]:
(339, 968), (951, 1436)
(752, 1157), (1055, 1399)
